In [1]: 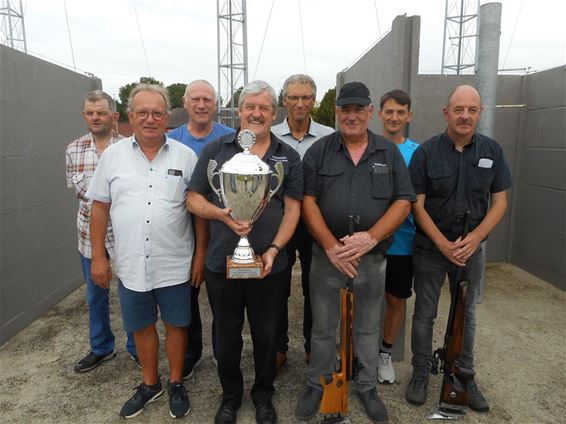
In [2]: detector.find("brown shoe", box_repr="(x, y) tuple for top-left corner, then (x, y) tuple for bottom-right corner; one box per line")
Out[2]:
(276, 352), (287, 374)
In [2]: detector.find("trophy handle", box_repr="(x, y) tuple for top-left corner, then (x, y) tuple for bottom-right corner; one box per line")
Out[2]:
(268, 161), (284, 201)
(207, 159), (222, 201)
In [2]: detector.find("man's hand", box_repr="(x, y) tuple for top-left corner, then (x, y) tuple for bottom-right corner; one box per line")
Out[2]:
(219, 208), (252, 236)
(191, 251), (206, 287)
(260, 247), (278, 279)
(91, 256), (112, 289)
(436, 237), (466, 267)
(325, 244), (360, 278)
(452, 231), (482, 263)
(336, 231), (378, 261)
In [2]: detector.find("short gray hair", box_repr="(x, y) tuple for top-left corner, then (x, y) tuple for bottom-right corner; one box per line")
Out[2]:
(83, 90), (116, 112)
(281, 74), (317, 98)
(238, 80), (278, 112)
(184, 79), (217, 101)
(127, 84), (171, 112)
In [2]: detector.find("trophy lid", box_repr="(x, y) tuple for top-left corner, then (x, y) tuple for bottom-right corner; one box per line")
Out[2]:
(221, 129), (272, 175)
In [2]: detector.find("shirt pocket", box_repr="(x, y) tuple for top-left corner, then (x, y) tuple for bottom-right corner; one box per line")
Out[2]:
(316, 164), (344, 202)
(426, 165), (453, 195)
(160, 174), (184, 201)
(470, 165), (495, 193)
(370, 164), (392, 199)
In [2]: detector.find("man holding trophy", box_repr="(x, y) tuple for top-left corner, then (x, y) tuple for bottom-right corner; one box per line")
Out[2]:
(187, 80), (302, 424)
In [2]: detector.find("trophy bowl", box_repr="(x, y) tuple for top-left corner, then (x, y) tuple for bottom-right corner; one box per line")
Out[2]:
(207, 129), (284, 278)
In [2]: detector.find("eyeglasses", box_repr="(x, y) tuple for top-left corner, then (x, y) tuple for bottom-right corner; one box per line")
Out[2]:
(286, 95), (314, 102)
(133, 110), (167, 121)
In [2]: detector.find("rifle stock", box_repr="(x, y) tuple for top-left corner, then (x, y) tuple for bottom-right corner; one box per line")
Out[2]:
(320, 287), (354, 416)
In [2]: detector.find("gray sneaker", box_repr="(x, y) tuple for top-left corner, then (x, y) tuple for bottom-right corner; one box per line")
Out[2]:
(357, 387), (389, 423)
(406, 373), (429, 405)
(468, 380), (489, 412)
(295, 385), (322, 420)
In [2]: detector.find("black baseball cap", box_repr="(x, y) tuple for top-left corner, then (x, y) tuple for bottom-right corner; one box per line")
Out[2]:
(336, 82), (372, 106)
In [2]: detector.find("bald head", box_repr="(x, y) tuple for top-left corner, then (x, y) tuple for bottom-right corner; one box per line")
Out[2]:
(446, 85), (482, 107)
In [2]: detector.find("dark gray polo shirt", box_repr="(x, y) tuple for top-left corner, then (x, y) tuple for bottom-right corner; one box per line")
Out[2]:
(189, 130), (303, 275)
(303, 130), (416, 254)
(409, 131), (512, 245)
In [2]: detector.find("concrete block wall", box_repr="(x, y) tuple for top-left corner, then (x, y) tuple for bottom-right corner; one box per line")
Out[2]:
(509, 66), (566, 289)
(1, 45), (101, 344)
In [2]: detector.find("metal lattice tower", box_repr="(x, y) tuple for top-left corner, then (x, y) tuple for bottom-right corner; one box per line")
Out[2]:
(441, 0), (479, 74)
(0, 0), (27, 52)
(217, 0), (248, 127)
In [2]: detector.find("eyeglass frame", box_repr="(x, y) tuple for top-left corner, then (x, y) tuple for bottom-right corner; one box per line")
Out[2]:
(131, 109), (169, 121)
(285, 95), (315, 102)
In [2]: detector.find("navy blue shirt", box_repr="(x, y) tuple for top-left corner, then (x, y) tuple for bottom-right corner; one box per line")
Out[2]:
(409, 131), (512, 245)
(303, 130), (416, 254)
(189, 130), (303, 274)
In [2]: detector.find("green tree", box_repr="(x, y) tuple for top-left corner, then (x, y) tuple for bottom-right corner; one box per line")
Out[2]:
(278, 88), (285, 106)
(311, 88), (336, 128)
(167, 83), (187, 109)
(116, 76), (164, 121)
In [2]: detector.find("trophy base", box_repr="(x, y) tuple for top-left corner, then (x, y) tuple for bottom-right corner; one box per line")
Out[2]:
(226, 255), (263, 279)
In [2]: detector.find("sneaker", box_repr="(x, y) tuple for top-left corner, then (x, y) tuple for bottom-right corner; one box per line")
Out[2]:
(182, 354), (203, 380)
(406, 373), (429, 405)
(128, 353), (142, 369)
(377, 352), (395, 384)
(357, 388), (389, 423)
(295, 385), (322, 420)
(275, 352), (287, 374)
(74, 351), (116, 373)
(468, 380), (489, 412)
(119, 381), (164, 418)
(167, 381), (191, 418)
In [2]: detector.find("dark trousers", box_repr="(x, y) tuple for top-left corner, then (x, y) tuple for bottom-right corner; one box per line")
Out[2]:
(206, 268), (287, 405)
(276, 219), (313, 353)
(185, 285), (217, 360)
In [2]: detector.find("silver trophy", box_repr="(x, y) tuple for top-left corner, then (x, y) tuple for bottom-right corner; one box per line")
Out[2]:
(207, 129), (284, 278)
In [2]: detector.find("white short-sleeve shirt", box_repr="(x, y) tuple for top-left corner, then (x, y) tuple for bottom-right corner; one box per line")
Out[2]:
(87, 136), (198, 292)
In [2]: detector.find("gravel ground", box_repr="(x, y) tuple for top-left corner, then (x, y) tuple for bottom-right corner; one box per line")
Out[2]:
(0, 262), (564, 424)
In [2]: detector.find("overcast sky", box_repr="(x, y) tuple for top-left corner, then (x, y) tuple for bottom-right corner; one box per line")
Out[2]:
(20, 0), (566, 102)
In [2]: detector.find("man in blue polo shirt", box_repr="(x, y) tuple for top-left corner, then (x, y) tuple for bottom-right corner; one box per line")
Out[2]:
(168, 79), (235, 379)
(376, 89), (419, 384)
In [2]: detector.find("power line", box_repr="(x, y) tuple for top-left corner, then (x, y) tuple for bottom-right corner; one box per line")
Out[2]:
(298, 0), (306, 73)
(502, 0), (523, 69)
(252, 0), (274, 80)
(133, 1), (151, 76)
(63, 0), (76, 71)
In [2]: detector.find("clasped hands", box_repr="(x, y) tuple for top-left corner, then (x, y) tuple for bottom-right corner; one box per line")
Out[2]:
(439, 231), (482, 267)
(326, 231), (378, 278)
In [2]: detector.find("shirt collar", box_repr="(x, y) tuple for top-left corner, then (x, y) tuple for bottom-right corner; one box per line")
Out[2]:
(335, 130), (386, 152)
(281, 116), (319, 138)
(443, 130), (476, 151)
(131, 134), (170, 150)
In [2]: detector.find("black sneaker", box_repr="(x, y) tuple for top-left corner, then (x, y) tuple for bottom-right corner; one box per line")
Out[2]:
(74, 351), (116, 373)
(406, 373), (429, 405)
(182, 354), (203, 380)
(357, 387), (389, 423)
(128, 353), (142, 369)
(119, 381), (164, 419)
(167, 381), (191, 418)
(468, 380), (489, 412)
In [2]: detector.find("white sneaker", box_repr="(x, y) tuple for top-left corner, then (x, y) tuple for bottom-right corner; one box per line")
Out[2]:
(377, 352), (395, 384)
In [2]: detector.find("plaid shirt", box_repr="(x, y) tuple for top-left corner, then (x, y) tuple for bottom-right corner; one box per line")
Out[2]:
(66, 132), (122, 259)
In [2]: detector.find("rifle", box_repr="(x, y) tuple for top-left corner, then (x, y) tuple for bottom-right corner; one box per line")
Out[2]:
(319, 214), (358, 424)
(429, 212), (475, 420)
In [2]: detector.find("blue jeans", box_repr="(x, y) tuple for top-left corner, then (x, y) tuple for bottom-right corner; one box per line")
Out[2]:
(410, 244), (484, 374)
(307, 244), (386, 393)
(80, 254), (136, 356)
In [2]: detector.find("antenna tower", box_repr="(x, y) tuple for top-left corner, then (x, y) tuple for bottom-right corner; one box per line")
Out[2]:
(441, 0), (479, 74)
(1, 0), (27, 52)
(217, 0), (248, 127)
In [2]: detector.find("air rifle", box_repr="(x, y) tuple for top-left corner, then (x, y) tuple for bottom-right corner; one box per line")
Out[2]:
(319, 214), (359, 424)
(429, 211), (475, 420)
